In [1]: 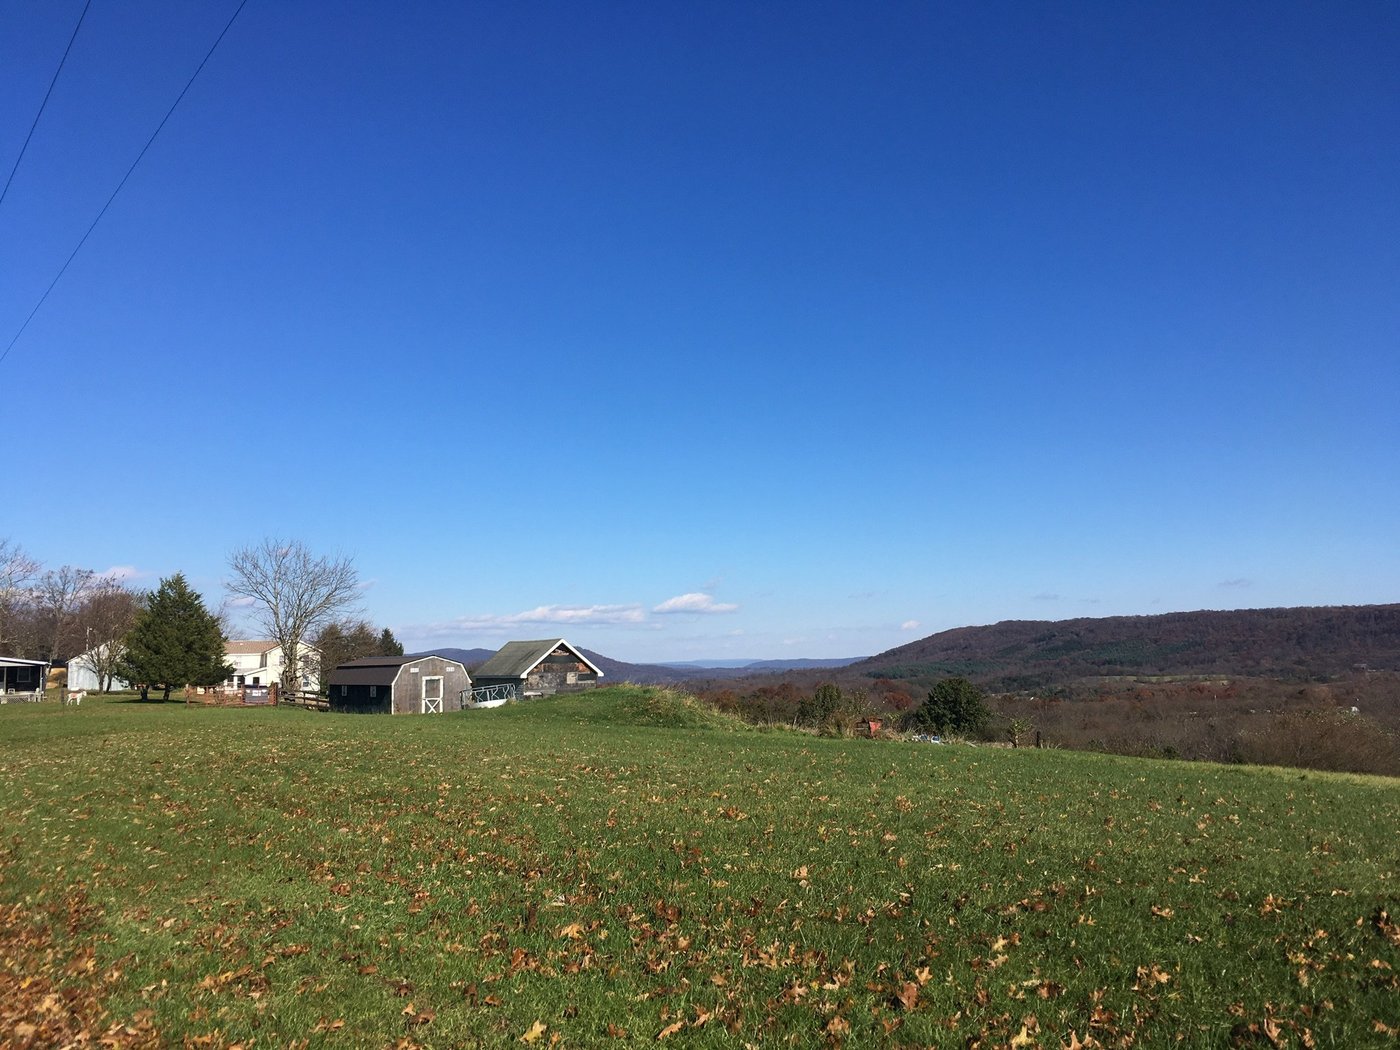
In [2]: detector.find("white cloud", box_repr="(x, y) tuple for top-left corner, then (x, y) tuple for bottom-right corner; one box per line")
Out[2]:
(98, 565), (143, 582)
(653, 592), (739, 614)
(413, 603), (647, 638)
(509, 604), (646, 625)
(900, 620), (921, 631)
(225, 595), (258, 608)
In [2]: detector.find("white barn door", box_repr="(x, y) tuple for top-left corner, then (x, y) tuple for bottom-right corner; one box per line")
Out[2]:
(422, 676), (444, 714)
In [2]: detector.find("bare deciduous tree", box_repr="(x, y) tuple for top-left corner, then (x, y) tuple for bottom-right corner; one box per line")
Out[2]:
(226, 539), (360, 694)
(0, 538), (41, 653)
(37, 565), (96, 660)
(75, 579), (143, 691)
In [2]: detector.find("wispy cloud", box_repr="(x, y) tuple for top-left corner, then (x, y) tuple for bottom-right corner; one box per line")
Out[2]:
(1219, 577), (1252, 589)
(653, 592), (739, 614)
(1031, 592), (1060, 601)
(900, 619), (921, 631)
(413, 604), (647, 638)
(98, 565), (144, 582)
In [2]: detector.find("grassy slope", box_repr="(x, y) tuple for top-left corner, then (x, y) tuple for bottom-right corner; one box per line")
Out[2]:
(1, 687), (1397, 1048)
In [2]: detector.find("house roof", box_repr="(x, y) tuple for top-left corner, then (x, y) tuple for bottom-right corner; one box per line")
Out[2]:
(226, 640), (321, 656)
(328, 655), (466, 688)
(474, 639), (603, 680)
(0, 656), (49, 668)
(226, 640), (277, 656)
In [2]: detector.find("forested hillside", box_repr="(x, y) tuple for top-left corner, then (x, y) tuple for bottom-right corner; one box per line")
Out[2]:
(856, 604), (1400, 688)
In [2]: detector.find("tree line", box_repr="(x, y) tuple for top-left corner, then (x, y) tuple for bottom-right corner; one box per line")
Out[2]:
(1, 536), (401, 698)
(1, 537), (143, 688)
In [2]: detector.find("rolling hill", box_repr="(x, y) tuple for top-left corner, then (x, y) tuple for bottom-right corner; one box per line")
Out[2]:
(853, 603), (1400, 688)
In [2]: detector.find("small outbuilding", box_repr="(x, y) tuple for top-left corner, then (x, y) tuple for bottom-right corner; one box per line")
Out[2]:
(0, 656), (49, 703)
(472, 638), (603, 700)
(327, 654), (471, 715)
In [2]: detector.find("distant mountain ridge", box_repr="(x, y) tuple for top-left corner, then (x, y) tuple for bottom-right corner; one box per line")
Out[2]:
(853, 604), (1400, 688)
(416, 646), (712, 685)
(415, 647), (496, 667)
(660, 657), (862, 671)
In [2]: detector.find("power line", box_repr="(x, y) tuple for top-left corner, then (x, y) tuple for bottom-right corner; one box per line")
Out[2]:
(0, 0), (93, 210)
(0, 0), (251, 367)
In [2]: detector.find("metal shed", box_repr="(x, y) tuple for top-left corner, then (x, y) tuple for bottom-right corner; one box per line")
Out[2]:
(327, 654), (471, 715)
(472, 638), (603, 699)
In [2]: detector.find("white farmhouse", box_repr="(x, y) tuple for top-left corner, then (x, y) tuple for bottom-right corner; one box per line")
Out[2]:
(224, 640), (320, 691)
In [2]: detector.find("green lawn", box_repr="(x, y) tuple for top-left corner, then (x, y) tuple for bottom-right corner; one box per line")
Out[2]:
(2, 687), (1397, 1047)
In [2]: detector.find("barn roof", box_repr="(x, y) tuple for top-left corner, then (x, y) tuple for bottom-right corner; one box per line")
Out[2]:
(328, 655), (466, 688)
(474, 639), (603, 680)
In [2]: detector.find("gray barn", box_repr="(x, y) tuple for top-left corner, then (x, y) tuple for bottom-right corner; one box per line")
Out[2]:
(327, 654), (471, 714)
(472, 639), (603, 699)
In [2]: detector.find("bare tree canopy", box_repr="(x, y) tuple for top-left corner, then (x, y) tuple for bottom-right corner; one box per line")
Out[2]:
(226, 539), (360, 693)
(75, 579), (143, 691)
(0, 538), (40, 652)
(37, 565), (96, 660)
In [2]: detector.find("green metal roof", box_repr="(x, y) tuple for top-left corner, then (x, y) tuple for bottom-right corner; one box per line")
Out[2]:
(474, 639), (602, 679)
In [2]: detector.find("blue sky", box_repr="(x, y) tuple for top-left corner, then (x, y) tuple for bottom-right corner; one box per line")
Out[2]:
(3, 1), (1397, 662)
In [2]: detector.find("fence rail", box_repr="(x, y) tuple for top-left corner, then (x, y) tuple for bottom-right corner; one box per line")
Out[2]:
(464, 683), (516, 707)
(280, 690), (329, 711)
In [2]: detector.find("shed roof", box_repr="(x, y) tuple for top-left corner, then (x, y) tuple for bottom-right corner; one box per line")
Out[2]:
(474, 639), (603, 680)
(0, 656), (49, 668)
(328, 655), (467, 688)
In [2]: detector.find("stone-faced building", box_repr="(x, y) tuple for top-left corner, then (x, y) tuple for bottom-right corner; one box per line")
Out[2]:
(472, 639), (602, 699)
(327, 654), (471, 714)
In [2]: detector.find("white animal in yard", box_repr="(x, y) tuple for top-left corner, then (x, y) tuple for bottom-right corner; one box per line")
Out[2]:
(65, 690), (86, 706)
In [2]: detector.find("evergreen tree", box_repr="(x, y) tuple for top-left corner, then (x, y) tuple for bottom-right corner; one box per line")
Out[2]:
(909, 677), (991, 737)
(116, 574), (232, 701)
(313, 620), (405, 693)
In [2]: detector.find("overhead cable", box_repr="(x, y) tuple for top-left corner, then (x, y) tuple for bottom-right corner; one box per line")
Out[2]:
(0, 0), (251, 367)
(0, 0), (93, 210)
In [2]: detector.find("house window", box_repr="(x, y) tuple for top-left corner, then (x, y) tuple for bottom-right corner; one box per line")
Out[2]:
(370, 685), (378, 698)
(340, 685), (347, 697)
(566, 671), (577, 684)
(16, 667), (32, 683)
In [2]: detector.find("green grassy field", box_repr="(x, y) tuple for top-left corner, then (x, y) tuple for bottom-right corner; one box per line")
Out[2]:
(2, 687), (1397, 1047)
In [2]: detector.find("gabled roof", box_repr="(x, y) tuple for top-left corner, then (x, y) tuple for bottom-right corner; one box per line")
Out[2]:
(226, 640), (277, 655)
(474, 639), (603, 680)
(226, 640), (320, 656)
